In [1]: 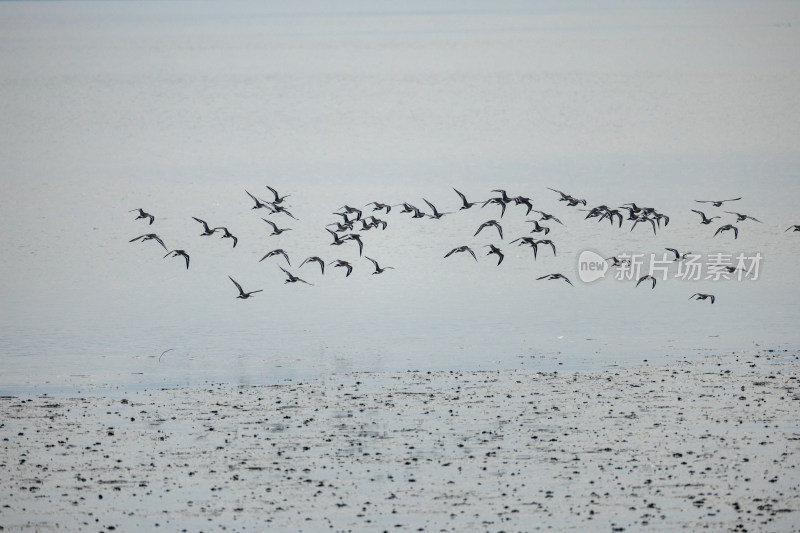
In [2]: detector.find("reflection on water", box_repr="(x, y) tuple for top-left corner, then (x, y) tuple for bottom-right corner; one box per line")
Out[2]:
(0, 1), (798, 394)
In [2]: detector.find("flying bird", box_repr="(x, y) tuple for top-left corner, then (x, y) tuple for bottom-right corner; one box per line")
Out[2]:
(536, 273), (573, 286)
(714, 224), (739, 239)
(330, 259), (353, 277)
(724, 211), (762, 223)
(366, 256), (394, 275)
(606, 256), (631, 267)
(423, 198), (449, 219)
(481, 197), (507, 218)
(691, 210), (720, 225)
(129, 208), (154, 225)
(636, 275), (657, 289)
(695, 197), (741, 207)
(530, 210), (564, 226)
(484, 244), (504, 265)
(343, 233), (364, 256)
(474, 220), (503, 239)
(214, 226), (238, 248)
(245, 190), (272, 210)
(525, 219), (550, 235)
(665, 248), (693, 261)
(453, 188), (480, 210)
(279, 266), (312, 285)
(262, 218), (292, 236)
(266, 185), (290, 204)
(260, 249), (291, 266)
(163, 249), (190, 269)
(129, 233), (167, 251)
(192, 217), (218, 236)
(786, 225), (800, 232)
(229, 276), (262, 299)
(689, 293), (715, 304)
(338, 205), (363, 221)
(444, 246), (477, 261)
(365, 201), (391, 214)
(300, 256), (326, 274)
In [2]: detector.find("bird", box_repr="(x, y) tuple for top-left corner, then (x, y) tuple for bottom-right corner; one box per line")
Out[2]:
(330, 259), (353, 277)
(636, 275), (657, 289)
(630, 215), (657, 235)
(271, 202), (298, 220)
(365, 201), (391, 214)
(260, 249), (291, 266)
(474, 220), (503, 239)
(366, 256), (394, 274)
(695, 197), (742, 207)
(444, 246), (477, 261)
(266, 185), (290, 204)
(245, 190), (272, 210)
(533, 239), (557, 257)
(338, 205), (363, 221)
(453, 188), (480, 210)
(786, 225), (800, 232)
(652, 211), (670, 227)
(525, 219), (550, 235)
(530, 210), (564, 226)
(492, 189), (514, 204)
(163, 249), (190, 269)
(129, 233), (167, 251)
(484, 244), (504, 265)
(396, 202), (420, 214)
(423, 198), (449, 219)
(714, 224), (739, 239)
(299, 256), (325, 274)
(279, 266), (313, 285)
(214, 226), (238, 248)
(229, 276), (263, 299)
(536, 273), (573, 286)
(691, 210), (720, 225)
(665, 248), (693, 261)
(192, 217), (218, 236)
(262, 218), (292, 236)
(605, 256), (631, 267)
(481, 197), (507, 218)
(689, 293), (715, 304)
(343, 233), (364, 256)
(512, 196), (534, 215)
(364, 216), (388, 230)
(129, 208), (154, 225)
(327, 228), (346, 246)
(724, 211), (762, 223)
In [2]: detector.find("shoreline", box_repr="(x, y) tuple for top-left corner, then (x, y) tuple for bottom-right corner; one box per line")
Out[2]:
(2, 351), (798, 531)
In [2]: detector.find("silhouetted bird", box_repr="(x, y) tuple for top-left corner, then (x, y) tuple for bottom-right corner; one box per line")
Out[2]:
(130, 233), (167, 251)
(130, 208), (154, 225)
(714, 224), (739, 239)
(163, 249), (190, 269)
(689, 293), (715, 304)
(229, 276), (262, 299)
(537, 273), (573, 286)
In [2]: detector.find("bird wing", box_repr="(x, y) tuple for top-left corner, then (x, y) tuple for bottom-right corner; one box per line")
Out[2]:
(467, 247), (477, 261)
(152, 235), (168, 250)
(228, 276), (244, 295)
(494, 223), (503, 239)
(266, 185), (279, 202)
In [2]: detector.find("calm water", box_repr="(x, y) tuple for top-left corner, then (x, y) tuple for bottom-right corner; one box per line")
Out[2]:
(1, 1), (799, 394)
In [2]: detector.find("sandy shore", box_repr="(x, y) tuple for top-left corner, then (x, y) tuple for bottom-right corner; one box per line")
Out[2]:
(1, 351), (798, 532)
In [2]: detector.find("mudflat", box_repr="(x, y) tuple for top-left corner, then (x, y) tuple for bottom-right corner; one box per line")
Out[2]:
(2, 351), (798, 532)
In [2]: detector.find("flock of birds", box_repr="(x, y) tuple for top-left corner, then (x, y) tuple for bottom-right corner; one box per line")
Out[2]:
(129, 185), (800, 303)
